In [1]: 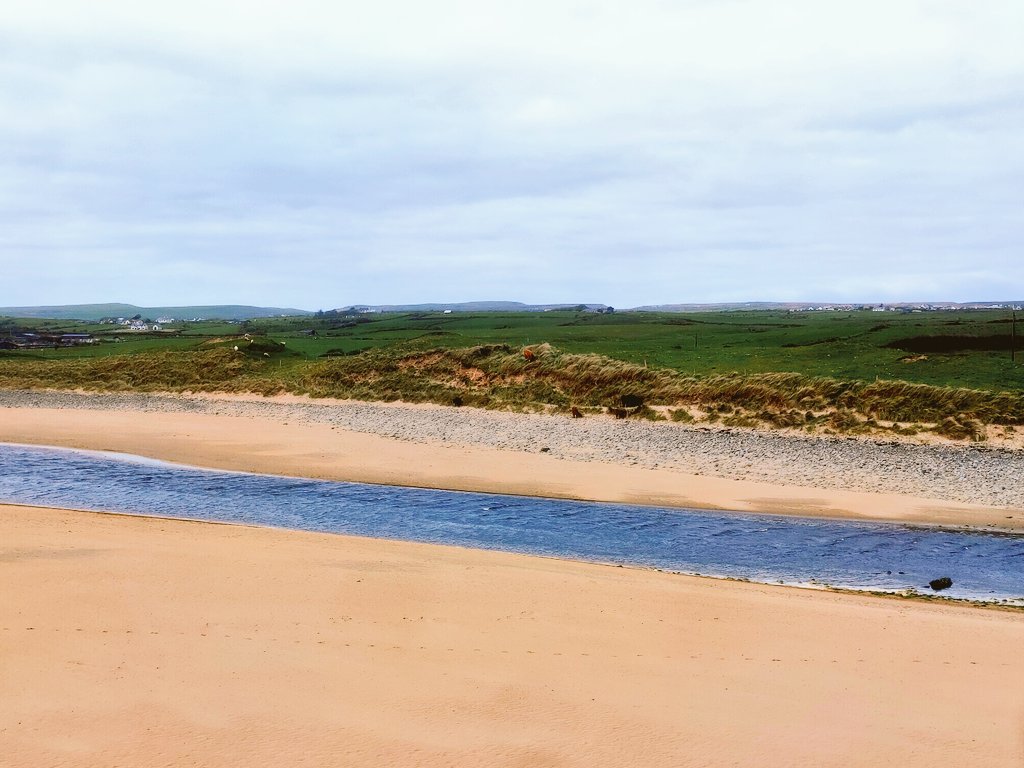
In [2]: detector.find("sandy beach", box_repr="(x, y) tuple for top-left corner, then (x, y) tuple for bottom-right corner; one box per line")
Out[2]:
(1, 390), (1021, 529)
(1, 391), (1023, 765)
(3, 503), (1023, 767)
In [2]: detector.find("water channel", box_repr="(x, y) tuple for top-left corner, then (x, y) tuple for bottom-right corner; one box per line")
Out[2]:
(2, 443), (1021, 603)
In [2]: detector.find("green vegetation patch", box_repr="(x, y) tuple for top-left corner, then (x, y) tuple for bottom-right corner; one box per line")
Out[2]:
(885, 334), (1018, 353)
(293, 344), (1024, 431)
(2, 308), (1022, 439)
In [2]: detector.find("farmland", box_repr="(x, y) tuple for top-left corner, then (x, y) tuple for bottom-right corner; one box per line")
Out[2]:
(3, 309), (1019, 390)
(1, 309), (1021, 438)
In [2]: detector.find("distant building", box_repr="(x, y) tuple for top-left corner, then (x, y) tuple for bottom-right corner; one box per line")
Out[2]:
(60, 334), (95, 345)
(7, 332), (93, 348)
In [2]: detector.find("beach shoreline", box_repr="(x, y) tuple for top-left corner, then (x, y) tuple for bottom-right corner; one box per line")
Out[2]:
(4, 496), (1020, 611)
(2, 501), (1022, 767)
(1, 389), (1021, 530)
(3, 392), (1024, 766)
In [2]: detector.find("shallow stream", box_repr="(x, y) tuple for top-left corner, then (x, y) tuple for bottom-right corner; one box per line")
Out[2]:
(2, 443), (1021, 603)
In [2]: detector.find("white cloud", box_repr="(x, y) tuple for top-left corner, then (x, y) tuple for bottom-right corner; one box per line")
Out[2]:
(0, 1), (1021, 306)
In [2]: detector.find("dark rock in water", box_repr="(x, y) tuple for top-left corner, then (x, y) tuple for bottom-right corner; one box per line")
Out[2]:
(929, 576), (953, 591)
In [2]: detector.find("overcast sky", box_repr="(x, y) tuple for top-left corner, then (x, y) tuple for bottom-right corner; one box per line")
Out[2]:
(1, 1), (1021, 309)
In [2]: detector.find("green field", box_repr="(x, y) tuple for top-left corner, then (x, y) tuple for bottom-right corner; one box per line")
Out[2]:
(6, 309), (1018, 390)
(257, 309), (1022, 392)
(2, 309), (1021, 437)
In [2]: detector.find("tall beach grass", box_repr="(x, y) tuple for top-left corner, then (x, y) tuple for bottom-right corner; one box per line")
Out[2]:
(2, 342), (1021, 437)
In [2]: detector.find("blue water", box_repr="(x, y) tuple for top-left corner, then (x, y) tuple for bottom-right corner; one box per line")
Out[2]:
(1, 443), (1021, 603)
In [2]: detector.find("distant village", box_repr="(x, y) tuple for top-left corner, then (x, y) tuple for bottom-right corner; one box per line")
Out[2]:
(96, 314), (199, 330)
(0, 315), (197, 350)
(790, 303), (1023, 313)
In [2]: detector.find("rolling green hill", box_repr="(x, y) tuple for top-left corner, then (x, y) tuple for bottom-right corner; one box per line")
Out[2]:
(0, 303), (313, 321)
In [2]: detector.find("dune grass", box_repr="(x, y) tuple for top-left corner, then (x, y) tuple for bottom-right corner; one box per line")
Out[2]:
(294, 344), (1024, 437)
(2, 341), (1021, 438)
(0, 349), (268, 393)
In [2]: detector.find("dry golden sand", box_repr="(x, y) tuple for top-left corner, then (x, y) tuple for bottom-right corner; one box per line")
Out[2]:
(1, 402), (1023, 765)
(1, 404), (1020, 529)
(2, 504), (1023, 767)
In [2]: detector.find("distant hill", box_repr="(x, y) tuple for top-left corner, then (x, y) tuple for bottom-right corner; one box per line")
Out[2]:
(4, 300), (1019, 321)
(0, 304), (314, 321)
(343, 300), (1022, 314)
(338, 301), (611, 313)
(629, 302), (807, 312)
(630, 301), (1024, 312)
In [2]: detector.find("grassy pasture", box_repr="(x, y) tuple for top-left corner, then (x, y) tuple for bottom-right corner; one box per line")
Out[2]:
(250, 309), (1023, 393)
(1, 309), (1021, 437)
(2, 310), (1021, 391)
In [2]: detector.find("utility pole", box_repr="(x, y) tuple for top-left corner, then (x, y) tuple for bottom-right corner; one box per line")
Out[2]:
(1012, 310), (1017, 364)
